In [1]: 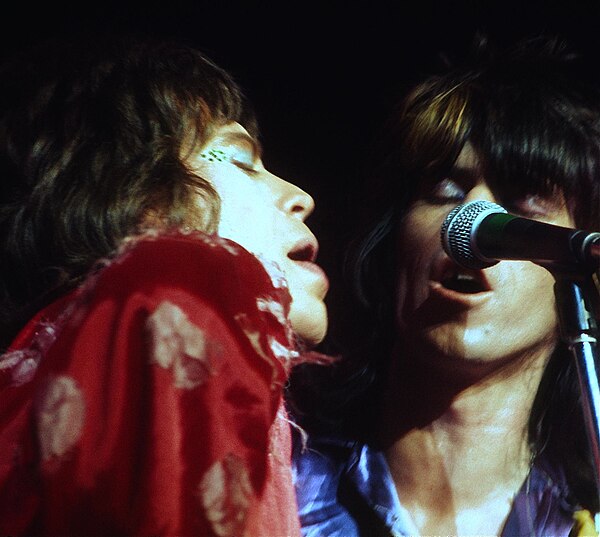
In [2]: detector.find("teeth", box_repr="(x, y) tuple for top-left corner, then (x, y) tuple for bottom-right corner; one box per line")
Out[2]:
(442, 270), (476, 282)
(441, 271), (485, 293)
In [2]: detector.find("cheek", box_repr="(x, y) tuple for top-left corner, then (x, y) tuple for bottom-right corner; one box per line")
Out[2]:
(397, 205), (446, 256)
(217, 199), (275, 256)
(495, 262), (558, 323)
(395, 210), (442, 297)
(499, 261), (555, 297)
(217, 201), (247, 240)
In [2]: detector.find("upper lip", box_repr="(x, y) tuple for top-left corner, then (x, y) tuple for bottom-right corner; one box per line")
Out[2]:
(288, 236), (319, 263)
(432, 255), (492, 292)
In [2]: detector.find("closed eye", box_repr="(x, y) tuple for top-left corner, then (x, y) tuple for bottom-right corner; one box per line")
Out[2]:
(505, 193), (568, 219)
(201, 130), (263, 176)
(424, 178), (466, 203)
(231, 159), (260, 175)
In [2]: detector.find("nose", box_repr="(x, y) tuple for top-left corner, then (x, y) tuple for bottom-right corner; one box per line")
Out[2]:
(275, 175), (315, 221)
(464, 182), (498, 204)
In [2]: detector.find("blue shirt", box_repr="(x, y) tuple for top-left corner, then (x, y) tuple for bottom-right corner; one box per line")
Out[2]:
(293, 434), (579, 537)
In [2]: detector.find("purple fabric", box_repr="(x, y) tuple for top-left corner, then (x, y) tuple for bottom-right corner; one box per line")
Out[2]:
(503, 459), (575, 536)
(293, 435), (578, 537)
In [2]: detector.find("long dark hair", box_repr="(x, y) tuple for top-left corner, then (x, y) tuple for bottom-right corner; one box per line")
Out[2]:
(0, 35), (257, 349)
(289, 35), (600, 511)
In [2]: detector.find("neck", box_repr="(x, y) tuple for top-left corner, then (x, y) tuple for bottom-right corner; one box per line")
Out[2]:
(378, 341), (548, 535)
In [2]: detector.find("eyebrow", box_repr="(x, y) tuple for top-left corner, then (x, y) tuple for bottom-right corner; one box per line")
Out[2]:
(216, 131), (263, 159)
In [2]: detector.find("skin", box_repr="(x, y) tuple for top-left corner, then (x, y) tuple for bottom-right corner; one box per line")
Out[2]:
(379, 144), (575, 536)
(188, 122), (329, 346)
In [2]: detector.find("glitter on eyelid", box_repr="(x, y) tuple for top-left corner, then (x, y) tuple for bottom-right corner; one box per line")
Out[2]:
(199, 146), (255, 167)
(199, 149), (227, 162)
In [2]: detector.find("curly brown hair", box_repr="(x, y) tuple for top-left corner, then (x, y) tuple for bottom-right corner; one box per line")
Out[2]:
(0, 35), (258, 348)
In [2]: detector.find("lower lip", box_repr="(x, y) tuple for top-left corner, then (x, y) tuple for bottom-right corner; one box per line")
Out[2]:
(295, 261), (329, 291)
(428, 281), (491, 305)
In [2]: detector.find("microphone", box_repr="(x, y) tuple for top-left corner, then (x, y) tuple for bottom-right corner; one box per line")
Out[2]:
(441, 200), (600, 270)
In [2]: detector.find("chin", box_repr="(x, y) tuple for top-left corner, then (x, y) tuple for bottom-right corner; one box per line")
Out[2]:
(289, 301), (328, 348)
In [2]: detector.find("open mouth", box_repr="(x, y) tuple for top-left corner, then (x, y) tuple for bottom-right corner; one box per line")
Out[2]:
(286, 236), (329, 292)
(441, 272), (488, 294)
(436, 258), (490, 295)
(288, 239), (317, 263)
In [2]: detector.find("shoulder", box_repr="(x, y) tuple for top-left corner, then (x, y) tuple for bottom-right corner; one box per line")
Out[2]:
(2, 231), (297, 389)
(293, 434), (392, 537)
(509, 458), (596, 537)
(293, 431), (360, 497)
(0, 235), (300, 535)
(95, 230), (289, 304)
(76, 230), (296, 365)
(74, 231), (292, 333)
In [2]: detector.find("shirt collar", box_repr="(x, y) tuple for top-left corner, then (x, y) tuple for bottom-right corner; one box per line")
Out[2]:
(344, 441), (576, 537)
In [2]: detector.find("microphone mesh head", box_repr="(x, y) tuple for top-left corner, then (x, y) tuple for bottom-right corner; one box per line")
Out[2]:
(440, 200), (506, 269)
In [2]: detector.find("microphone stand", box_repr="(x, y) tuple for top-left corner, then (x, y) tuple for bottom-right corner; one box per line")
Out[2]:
(552, 267), (600, 513)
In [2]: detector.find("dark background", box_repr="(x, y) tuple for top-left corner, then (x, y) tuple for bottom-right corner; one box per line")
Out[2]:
(2, 1), (600, 334)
